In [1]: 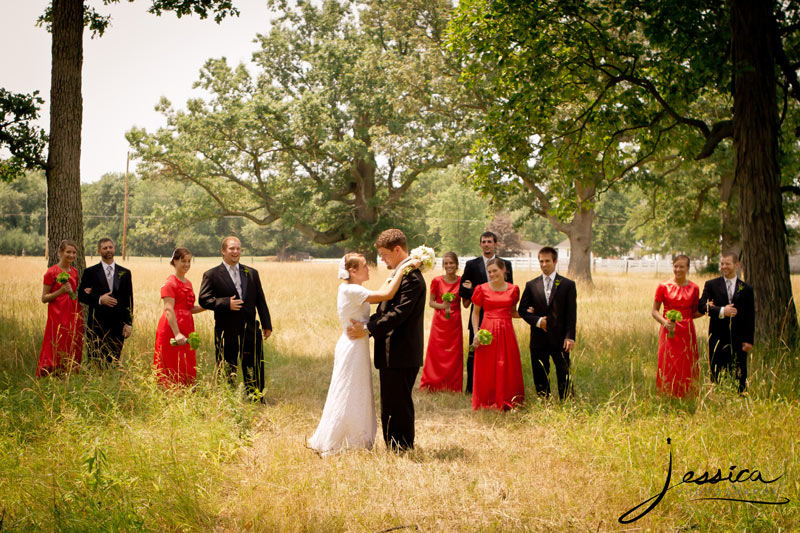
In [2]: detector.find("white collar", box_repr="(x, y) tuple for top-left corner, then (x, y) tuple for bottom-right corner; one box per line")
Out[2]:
(724, 275), (737, 283)
(224, 262), (239, 272)
(482, 254), (496, 264)
(103, 261), (116, 270)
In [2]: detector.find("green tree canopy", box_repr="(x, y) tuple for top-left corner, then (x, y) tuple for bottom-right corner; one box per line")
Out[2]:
(129, 0), (469, 260)
(0, 89), (47, 182)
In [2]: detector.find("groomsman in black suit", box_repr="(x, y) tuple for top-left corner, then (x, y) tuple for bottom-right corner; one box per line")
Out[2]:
(78, 238), (133, 364)
(518, 246), (577, 400)
(698, 251), (754, 392)
(459, 231), (513, 393)
(199, 236), (272, 399)
(347, 229), (426, 451)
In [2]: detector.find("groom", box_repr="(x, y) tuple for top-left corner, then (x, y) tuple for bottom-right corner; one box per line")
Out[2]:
(347, 229), (426, 451)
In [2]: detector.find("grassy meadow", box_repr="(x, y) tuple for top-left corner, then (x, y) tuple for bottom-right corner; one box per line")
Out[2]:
(0, 255), (798, 532)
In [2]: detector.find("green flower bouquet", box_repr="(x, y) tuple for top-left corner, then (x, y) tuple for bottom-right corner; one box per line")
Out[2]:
(171, 331), (201, 350)
(442, 292), (455, 319)
(477, 328), (493, 346)
(665, 310), (682, 338)
(56, 271), (77, 300)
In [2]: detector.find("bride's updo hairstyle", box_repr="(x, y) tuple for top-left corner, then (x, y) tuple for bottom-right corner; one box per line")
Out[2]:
(338, 252), (365, 280)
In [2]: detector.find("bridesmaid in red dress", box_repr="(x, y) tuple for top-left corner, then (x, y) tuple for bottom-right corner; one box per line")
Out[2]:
(37, 239), (83, 377)
(469, 258), (525, 410)
(420, 252), (469, 392)
(651, 254), (702, 397)
(154, 247), (206, 387)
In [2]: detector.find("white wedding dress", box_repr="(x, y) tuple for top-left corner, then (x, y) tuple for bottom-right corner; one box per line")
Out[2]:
(308, 283), (377, 456)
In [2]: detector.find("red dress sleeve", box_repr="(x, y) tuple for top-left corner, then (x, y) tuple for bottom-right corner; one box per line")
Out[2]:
(161, 276), (177, 299)
(472, 284), (486, 307)
(430, 276), (441, 299)
(654, 282), (666, 303)
(43, 266), (56, 286)
(510, 284), (520, 306)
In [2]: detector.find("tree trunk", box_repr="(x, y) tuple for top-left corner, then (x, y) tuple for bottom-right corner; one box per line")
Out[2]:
(564, 203), (594, 284)
(46, 0), (85, 270)
(731, 0), (799, 344)
(718, 170), (740, 254)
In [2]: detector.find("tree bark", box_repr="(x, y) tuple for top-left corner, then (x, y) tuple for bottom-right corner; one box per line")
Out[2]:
(563, 203), (594, 283)
(718, 170), (740, 254)
(46, 0), (85, 270)
(543, 181), (595, 284)
(731, 0), (799, 344)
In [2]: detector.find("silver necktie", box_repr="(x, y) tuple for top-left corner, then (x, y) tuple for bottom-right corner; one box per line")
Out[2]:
(231, 267), (242, 296)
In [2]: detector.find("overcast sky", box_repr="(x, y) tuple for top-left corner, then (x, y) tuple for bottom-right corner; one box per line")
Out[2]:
(1, 0), (276, 182)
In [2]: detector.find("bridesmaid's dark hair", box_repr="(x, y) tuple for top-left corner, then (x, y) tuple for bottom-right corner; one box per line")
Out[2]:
(486, 257), (506, 270)
(443, 251), (459, 265)
(57, 239), (78, 253)
(672, 254), (690, 267)
(170, 247), (192, 266)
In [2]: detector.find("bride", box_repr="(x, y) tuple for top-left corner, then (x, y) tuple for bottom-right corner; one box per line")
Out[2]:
(309, 252), (419, 456)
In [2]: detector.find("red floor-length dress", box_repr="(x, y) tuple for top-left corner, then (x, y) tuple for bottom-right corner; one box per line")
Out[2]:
(154, 274), (197, 386)
(420, 275), (463, 392)
(655, 281), (700, 397)
(37, 265), (83, 376)
(471, 283), (525, 410)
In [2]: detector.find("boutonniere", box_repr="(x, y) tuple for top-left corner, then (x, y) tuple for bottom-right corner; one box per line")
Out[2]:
(737, 284), (743, 293)
(117, 271), (126, 279)
(554, 279), (561, 288)
(243, 267), (250, 276)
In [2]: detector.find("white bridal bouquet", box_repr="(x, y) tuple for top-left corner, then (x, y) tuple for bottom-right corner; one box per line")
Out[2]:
(403, 245), (436, 274)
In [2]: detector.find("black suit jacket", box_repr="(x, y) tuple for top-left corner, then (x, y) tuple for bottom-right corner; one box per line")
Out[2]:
(198, 263), (272, 332)
(368, 267), (426, 369)
(698, 276), (754, 346)
(459, 256), (513, 332)
(519, 273), (577, 352)
(78, 262), (133, 333)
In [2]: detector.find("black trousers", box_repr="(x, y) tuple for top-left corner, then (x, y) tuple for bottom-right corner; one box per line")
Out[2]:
(530, 346), (572, 400)
(85, 322), (124, 364)
(214, 320), (265, 396)
(379, 367), (419, 451)
(708, 335), (747, 392)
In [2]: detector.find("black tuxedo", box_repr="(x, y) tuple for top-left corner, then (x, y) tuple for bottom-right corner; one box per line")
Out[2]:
(78, 262), (133, 363)
(519, 273), (577, 399)
(698, 276), (754, 392)
(459, 256), (513, 392)
(199, 263), (272, 396)
(367, 266), (426, 450)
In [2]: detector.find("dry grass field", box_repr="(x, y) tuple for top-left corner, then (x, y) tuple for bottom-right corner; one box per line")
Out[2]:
(0, 255), (798, 531)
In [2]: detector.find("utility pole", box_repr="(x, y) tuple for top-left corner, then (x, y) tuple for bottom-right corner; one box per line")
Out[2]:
(122, 152), (130, 260)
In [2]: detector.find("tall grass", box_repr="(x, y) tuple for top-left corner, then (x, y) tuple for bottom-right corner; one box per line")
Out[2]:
(0, 256), (797, 531)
